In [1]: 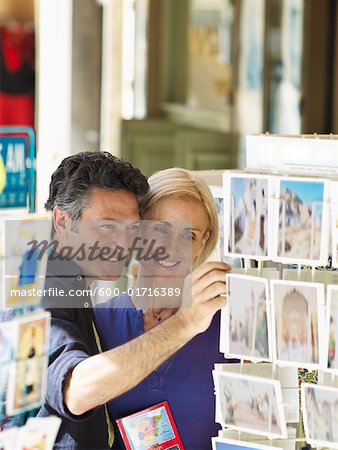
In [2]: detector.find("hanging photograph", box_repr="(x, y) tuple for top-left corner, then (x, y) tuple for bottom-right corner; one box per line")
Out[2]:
(0, 322), (14, 416)
(331, 181), (338, 268)
(220, 274), (272, 362)
(4, 312), (50, 415)
(6, 354), (47, 416)
(327, 285), (338, 372)
(209, 186), (242, 268)
(223, 173), (272, 259)
(212, 437), (280, 450)
(0, 428), (18, 450)
(270, 280), (325, 369)
(117, 401), (184, 450)
(273, 177), (329, 265)
(0, 321), (14, 364)
(15, 417), (61, 450)
(213, 371), (287, 438)
(4, 215), (52, 308)
(209, 186), (226, 261)
(301, 383), (338, 449)
(16, 311), (50, 360)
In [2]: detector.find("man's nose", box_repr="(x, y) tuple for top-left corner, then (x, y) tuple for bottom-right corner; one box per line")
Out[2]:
(117, 227), (130, 251)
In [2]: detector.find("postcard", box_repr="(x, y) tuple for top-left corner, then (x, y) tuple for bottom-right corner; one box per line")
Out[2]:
(4, 215), (52, 308)
(301, 383), (338, 449)
(0, 311), (50, 360)
(117, 401), (184, 450)
(6, 355), (48, 416)
(0, 321), (14, 363)
(220, 274), (272, 362)
(223, 173), (272, 260)
(209, 186), (242, 268)
(214, 364), (299, 424)
(327, 285), (338, 371)
(15, 416), (61, 450)
(209, 186), (226, 262)
(272, 177), (329, 265)
(0, 428), (18, 450)
(15, 311), (50, 360)
(331, 181), (338, 268)
(270, 280), (325, 369)
(213, 371), (287, 439)
(212, 437), (281, 450)
(218, 428), (297, 449)
(3, 214), (52, 258)
(0, 322), (14, 407)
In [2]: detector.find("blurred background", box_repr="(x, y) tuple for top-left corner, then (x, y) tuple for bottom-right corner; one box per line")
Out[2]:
(0, 0), (337, 209)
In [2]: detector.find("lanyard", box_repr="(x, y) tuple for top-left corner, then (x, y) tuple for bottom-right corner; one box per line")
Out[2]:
(92, 321), (115, 448)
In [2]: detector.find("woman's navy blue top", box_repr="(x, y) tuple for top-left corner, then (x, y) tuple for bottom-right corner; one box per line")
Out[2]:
(94, 293), (236, 450)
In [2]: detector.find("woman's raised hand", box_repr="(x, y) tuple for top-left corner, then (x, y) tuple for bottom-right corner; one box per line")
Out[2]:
(178, 261), (231, 334)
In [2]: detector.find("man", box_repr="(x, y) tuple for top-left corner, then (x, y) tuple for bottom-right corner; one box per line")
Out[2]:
(35, 151), (229, 448)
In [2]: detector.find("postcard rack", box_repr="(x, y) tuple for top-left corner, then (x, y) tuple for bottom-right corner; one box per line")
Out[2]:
(0, 215), (50, 430)
(0, 303), (50, 429)
(213, 134), (338, 450)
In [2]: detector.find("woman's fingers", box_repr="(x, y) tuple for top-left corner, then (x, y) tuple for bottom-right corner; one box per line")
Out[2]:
(192, 269), (230, 297)
(191, 261), (232, 281)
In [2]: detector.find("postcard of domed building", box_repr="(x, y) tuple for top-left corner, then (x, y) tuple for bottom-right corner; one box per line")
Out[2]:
(270, 279), (326, 369)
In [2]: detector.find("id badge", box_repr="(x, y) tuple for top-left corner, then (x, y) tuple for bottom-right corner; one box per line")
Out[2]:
(117, 401), (184, 450)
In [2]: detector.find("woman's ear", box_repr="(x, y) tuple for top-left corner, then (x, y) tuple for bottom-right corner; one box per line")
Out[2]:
(195, 230), (211, 258)
(202, 230), (211, 249)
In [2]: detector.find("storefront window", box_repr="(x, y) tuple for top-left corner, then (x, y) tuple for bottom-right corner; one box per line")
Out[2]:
(122, 0), (149, 119)
(187, 0), (234, 112)
(267, 0), (304, 133)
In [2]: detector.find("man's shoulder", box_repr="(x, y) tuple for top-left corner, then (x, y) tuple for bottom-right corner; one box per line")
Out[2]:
(95, 292), (133, 310)
(43, 257), (91, 309)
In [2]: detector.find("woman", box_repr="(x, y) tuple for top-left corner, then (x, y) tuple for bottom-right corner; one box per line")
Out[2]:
(94, 168), (236, 449)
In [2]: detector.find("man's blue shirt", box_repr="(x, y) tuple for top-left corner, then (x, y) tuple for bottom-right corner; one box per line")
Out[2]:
(94, 293), (237, 450)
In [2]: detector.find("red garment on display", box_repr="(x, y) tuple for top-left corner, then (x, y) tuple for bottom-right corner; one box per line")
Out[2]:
(0, 92), (34, 126)
(0, 24), (35, 127)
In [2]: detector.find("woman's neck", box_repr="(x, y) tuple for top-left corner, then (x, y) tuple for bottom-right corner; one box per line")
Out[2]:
(131, 268), (183, 331)
(131, 267), (185, 311)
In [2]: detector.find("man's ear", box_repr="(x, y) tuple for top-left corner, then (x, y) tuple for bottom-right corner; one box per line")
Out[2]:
(53, 206), (70, 234)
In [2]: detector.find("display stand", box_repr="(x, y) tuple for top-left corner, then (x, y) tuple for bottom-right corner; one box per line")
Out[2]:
(214, 134), (338, 450)
(0, 305), (50, 426)
(0, 127), (53, 445)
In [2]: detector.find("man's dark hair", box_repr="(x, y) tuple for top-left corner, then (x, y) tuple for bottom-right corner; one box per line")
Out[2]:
(45, 151), (149, 219)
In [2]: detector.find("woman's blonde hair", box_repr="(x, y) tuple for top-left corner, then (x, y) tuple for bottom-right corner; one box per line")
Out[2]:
(139, 168), (219, 267)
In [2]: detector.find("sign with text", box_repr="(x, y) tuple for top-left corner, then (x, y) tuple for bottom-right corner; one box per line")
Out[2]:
(246, 135), (338, 175)
(0, 127), (36, 211)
